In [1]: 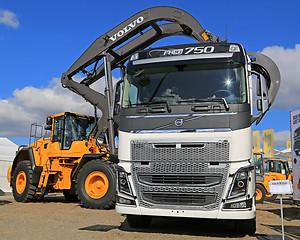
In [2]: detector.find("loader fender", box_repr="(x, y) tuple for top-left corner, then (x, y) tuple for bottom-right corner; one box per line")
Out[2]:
(10, 148), (43, 186)
(71, 154), (107, 180)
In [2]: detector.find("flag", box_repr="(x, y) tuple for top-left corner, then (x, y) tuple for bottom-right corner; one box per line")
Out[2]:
(263, 129), (274, 158)
(253, 130), (260, 153)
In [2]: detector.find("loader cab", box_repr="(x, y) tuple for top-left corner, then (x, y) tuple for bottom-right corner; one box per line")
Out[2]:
(48, 112), (95, 150)
(265, 159), (291, 179)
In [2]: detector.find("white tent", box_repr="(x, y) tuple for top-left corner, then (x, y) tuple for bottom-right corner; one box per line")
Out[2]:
(0, 137), (18, 194)
(274, 148), (291, 159)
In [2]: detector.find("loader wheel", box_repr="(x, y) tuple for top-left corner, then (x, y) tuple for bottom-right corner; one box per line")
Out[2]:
(265, 193), (278, 202)
(76, 159), (116, 209)
(255, 184), (266, 204)
(63, 183), (79, 203)
(12, 161), (37, 202)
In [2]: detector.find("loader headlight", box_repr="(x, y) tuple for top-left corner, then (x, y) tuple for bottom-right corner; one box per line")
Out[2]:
(227, 166), (253, 199)
(116, 165), (133, 196)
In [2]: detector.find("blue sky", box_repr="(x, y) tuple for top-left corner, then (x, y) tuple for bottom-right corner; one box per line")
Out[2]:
(1, 0), (300, 149)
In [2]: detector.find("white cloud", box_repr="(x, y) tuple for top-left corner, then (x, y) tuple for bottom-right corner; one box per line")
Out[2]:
(261, 44), (300, 110)
(258, 130), (290, 150)
(274, 130), (291, 149)
(0, 9), (19, 28)
(0, 77), (110, 137)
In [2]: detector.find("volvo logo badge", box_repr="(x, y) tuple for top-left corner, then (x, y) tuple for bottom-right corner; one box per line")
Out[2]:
(174, 118), (183, 127)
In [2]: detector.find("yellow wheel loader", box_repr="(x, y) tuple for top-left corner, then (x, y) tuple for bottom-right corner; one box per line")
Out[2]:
(7, 112), (117, 209)
(254, 153), (292, 203)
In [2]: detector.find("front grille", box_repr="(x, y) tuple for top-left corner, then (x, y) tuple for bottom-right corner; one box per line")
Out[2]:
(131, 140), (230, 210)
(138, 174), (222, 187)
(131, 140), (229, 162)
(142, 192), (217, 206)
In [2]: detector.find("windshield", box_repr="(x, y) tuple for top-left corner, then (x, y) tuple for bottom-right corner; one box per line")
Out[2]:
(64, 114), (95, 142)
(122, 62), (247, 107)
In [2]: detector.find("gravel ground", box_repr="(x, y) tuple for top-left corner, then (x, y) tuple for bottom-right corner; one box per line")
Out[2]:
(0, 194), (299, 240)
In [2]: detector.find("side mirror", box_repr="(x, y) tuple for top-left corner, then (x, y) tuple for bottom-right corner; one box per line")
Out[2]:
(46, 116), (52, 125)
(257, 99), (262, 111)
(113, 80), (123, 115)
(257, 77), (261, 96)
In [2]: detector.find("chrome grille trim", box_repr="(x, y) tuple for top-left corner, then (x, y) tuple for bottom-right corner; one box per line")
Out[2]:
(138, 173), (222, 187)
(142, 192), (217, 206)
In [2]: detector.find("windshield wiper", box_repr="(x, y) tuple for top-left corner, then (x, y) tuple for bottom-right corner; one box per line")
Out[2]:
(129, 100), (171, 113)
(178, 98), (229, 111)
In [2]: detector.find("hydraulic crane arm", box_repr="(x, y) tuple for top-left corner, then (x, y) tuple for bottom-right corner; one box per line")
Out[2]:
(61, 6), (220, 86)
(80, 22), (211, 86)
(61, 6), (221, 154)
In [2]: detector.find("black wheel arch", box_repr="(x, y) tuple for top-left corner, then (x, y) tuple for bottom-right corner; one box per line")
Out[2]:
(71, 153), (119, 181)
(11, 147), (42, 186)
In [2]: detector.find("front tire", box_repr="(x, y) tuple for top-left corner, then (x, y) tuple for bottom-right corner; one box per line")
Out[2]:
(127, 215), (152, 228)
(76, 159), (116, 209)
(12, 161), (37, 202)
(235, 218), (256, 235)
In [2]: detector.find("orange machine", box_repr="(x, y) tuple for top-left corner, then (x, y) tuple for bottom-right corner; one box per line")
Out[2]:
(255, 155), (292, 203)
(7, 112), (117, 209)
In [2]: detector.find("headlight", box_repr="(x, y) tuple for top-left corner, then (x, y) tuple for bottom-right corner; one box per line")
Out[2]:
(227, 166), (253, 199)
(116, 165), (133, 196)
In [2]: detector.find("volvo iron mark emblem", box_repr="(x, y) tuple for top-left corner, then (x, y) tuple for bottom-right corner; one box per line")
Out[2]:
(174, 118), (184, 127)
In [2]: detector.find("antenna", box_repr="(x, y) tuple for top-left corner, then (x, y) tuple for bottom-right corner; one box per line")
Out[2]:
(225, 25), (228, 42)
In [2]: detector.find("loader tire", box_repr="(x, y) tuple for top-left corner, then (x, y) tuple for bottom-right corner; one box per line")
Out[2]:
(63, 183), (79, 203)
(12, 161), (37, 202)
(255, 184), (266, 204)
(76, 159), (116, 209)
(265, 193), (278, 202)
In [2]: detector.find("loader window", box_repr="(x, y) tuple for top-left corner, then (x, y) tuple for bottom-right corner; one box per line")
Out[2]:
(52, 116), (64, 148)
(63, 114), (95, 150)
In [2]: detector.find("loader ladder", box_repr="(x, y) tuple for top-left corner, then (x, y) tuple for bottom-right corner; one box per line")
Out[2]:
(29, 123), (43, 147)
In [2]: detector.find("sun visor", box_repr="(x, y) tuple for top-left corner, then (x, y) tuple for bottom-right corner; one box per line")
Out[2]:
(248, 52), (281, 107)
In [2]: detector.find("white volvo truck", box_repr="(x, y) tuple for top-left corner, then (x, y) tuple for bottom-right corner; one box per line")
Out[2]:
(61, 6), (280, 234)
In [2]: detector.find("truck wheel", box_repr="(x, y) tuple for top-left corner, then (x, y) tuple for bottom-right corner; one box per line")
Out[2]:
(12, 161), (37, 202)
(127, 215), (152, 228)
(255, 184), (266, 204)
(265, 193), (278, 202)
(235, 218), (256, 235)
(76, 159), (116, 209)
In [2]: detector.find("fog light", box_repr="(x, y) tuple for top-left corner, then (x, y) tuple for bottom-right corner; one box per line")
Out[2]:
(117, 196), (136, 205)
(223, 199), (252, 209)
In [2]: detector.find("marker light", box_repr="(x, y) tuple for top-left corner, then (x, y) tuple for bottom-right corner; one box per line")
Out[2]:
(130, 53), (139, 61)
(229, 45), (240, 53)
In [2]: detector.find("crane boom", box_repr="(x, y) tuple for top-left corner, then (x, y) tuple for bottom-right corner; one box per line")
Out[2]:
(61, 6), (220, 86)
(61, 6), (221, 153)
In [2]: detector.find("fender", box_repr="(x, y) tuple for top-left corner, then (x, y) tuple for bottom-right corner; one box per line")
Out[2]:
(71, 153), (116, 180)
(10, 148), (43, 186)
